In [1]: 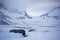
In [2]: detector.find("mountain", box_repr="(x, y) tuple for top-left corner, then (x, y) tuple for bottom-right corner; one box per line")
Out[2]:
(0, 10), (10, 25)
(40, 7), (60, 20)
(0, 3), (32, 25)
(0, 2), (60, 26)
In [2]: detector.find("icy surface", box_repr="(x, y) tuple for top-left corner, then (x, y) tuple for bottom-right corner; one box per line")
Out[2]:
(0, 25), (60, 40)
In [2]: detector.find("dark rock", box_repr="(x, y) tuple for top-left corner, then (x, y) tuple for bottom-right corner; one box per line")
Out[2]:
(29, 29), (35, 32)
(9, 29), (27, 37)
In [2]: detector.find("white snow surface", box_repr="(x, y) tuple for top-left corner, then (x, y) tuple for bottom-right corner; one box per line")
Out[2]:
(0, 25), (60, 40)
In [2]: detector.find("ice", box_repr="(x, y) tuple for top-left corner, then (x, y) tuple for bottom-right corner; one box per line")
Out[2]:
(0, 25), (60, 40)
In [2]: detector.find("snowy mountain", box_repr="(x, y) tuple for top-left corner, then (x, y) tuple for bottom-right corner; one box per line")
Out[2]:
(0, 3), (32, 25)
(0, 9), (32, 25)
(40, 7), (60, 20)
(0, 3), (60, 27)
(0, 12), (9, 25)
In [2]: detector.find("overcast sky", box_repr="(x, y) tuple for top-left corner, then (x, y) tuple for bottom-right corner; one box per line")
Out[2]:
(0, 0), (60, 11)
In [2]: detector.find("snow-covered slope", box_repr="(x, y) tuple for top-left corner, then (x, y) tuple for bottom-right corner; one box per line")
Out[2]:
(0, 25), (60, 40)
(0, 5), (60, 27)
(0, 2), (60, 28)
(0, 3), (32, 25)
